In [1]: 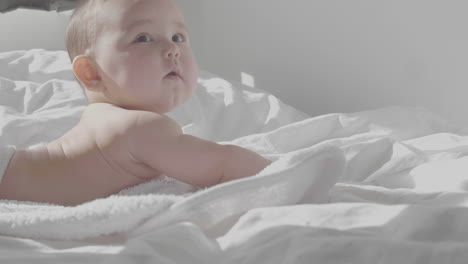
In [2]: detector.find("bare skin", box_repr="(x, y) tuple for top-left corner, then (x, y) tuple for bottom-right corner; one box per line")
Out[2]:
(0, 104), (161, 205)
(0, 0), (272, 206)
(0, 104), (271, 206)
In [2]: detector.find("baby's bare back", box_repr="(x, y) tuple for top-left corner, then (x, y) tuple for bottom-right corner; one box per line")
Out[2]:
(0, 103), (162, 206)
(0, 103), (272, 206)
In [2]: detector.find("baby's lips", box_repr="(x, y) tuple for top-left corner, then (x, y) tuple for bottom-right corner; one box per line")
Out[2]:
(165, 67), (183, 79)
(164, 70), (183, 80)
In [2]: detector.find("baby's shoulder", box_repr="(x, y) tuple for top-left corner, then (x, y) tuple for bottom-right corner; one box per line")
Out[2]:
(81, 103), (181, 138)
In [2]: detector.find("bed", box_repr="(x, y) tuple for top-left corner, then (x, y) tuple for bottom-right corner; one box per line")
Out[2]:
(1, 49), (468, 263)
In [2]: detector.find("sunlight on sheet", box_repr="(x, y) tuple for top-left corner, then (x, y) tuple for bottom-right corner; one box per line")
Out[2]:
(241, 72), (255, 88)
(411, 156), (468, 192)
(239, 71), (281, 122)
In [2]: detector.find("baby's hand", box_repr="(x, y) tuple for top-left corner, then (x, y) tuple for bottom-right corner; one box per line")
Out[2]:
(217, 145), (272, 184)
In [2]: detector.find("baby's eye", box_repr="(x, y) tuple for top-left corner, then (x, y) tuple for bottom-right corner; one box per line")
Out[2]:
(134, 33), (153, 43)
(172, 33), (185, 43)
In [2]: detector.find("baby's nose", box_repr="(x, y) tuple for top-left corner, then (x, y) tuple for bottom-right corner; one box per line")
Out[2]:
(164, 43), (180, 59)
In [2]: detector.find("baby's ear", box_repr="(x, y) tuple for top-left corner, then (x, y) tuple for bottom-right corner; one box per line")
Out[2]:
(72, 55), (102, 91)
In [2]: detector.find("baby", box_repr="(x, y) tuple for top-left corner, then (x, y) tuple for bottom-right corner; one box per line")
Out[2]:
(0, 0), (271, 206)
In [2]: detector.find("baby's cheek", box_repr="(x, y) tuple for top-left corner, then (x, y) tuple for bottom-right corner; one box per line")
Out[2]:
(189, 66), (199, 91)
(121, 60), (150, 84)
(98, 54), (130, 85)
(183, 57), (198, 86)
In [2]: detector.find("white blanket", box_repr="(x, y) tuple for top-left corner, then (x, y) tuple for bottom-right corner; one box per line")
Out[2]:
(1, 50), (468, 263)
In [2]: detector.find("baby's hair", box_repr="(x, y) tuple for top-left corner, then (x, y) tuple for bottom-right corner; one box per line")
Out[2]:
(65, 0), (109, 62)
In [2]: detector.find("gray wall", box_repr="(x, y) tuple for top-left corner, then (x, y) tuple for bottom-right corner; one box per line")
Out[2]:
(0, 9), (69, 52)
(1, 2), (468, 125)
(177, 0), (468, 125)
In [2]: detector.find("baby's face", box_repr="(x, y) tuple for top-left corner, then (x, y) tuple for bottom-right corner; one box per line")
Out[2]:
(92, 0), (198, 113)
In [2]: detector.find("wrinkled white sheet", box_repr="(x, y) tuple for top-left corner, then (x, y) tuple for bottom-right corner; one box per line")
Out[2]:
(2, 50), (468, 264)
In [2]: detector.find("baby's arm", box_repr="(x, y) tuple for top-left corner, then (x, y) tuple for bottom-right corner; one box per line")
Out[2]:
(130, 113), (271, 187)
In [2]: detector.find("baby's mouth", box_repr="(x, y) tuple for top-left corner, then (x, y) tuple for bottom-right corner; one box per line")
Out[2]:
(164, 71), (181, 79)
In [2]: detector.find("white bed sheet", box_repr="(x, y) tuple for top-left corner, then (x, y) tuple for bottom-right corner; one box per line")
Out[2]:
(1, 50), (468, 263)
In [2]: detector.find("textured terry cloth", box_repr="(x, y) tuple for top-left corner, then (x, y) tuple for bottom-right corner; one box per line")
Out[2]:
(0, 145), (15, 184)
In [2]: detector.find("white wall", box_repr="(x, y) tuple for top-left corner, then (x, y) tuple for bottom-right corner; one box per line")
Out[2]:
(0, 9), (69, 52)
(2, 2), (468, 125)
(177, 0), (468, 125)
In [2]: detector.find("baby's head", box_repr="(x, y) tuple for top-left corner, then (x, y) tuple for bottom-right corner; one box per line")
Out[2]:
(66, 0), (198, 113)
